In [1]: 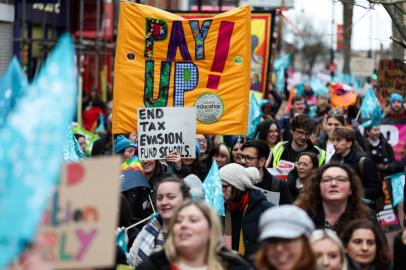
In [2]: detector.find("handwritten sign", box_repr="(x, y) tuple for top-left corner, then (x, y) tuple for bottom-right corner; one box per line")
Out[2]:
(137, 107), (196, 160)
(39, 157), (121, 269)
(112, 2), (251, 135)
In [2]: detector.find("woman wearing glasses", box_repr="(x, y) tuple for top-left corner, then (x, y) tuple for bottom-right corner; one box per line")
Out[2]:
(296, 163), (371, 236)
(254, 119), (281, 167)
(287, 152), (319, 202)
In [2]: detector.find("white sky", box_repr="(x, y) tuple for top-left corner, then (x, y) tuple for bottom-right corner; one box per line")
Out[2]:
(284, 0), (393, 51)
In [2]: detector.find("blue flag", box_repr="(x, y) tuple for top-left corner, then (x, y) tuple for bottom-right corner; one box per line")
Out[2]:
(0, 57), (28, 127)
(247, 93), (262, 139)
(391, 173), (405, 206)
(274, 54), (291, 92)
(202, 161), (225, 216)
(0, 34), (77, 268)
(360, 88), (383, 127)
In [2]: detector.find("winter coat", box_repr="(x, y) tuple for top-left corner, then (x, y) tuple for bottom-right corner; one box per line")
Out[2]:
(224, 189), (273, 262)
(137, 248), (254, 270)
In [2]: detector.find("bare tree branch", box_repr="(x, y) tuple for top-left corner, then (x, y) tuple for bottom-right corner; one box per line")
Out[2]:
(382, 4), (406, 41)
(368, 0), (406, 4)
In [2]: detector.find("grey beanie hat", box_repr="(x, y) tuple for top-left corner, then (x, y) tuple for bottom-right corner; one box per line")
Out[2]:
(219, 163), (260, 191)
(259, 205), (315, 241)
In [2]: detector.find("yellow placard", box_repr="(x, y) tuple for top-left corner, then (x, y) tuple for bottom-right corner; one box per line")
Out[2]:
(113, 2), (251, 135)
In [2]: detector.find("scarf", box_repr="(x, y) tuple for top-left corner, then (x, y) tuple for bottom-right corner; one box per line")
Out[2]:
(224, 191), (250, 256)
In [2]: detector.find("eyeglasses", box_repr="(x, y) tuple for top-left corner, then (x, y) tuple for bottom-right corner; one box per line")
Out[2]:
(196, 139), (207, 144)
(295, 161), (311, 168)
(238, 154), (258, 162)
(294, 129), (312, 138)
(321, 177), (349, 185)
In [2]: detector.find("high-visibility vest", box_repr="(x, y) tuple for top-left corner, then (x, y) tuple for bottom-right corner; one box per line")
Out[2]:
(271, 141), (326, 168)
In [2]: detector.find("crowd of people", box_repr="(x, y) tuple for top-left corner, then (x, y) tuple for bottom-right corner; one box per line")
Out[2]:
(78, 87), (404, 270)
(15, 87), (406, 270)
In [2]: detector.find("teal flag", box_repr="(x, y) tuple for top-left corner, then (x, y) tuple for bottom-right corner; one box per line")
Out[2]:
(0, 57), (28, 127)
(274, 54), (291, 92)
(202, 161), (225, 216)
(360, 88), (383, 127)
(247, 93), (262, 139)
(0, 34), (77, 268)
(391, 173), (405, 206)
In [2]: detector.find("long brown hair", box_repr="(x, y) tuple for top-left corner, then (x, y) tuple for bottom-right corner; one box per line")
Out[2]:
(255, 236), (317, 270)
(295, 163), (369, 234)
(340, 219), (391, 270)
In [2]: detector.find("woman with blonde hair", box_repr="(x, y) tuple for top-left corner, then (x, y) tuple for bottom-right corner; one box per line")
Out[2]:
(137, 200), (253, 270)
(311, 229), (348, 270)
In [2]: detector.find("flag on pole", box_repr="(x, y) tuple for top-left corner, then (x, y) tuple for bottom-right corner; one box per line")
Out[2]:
(0, 57), (28, 127)
(247, 93), (262, 139)
(202, 161), (225, 216)
(360, 88), (383, 127)
(0, 34), (77, 268)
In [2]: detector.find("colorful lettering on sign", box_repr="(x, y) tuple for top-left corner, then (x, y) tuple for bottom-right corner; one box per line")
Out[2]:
(145, 18), (168, 58)
(167, 21), (192, 61)
(42, 191), (99, 226)
(144, 60), (171, 107)
(143, 19), (233, 107)
(189, 20), (212, 60)
(174, 62), (198, 106)
(42, 229), (98, 263)
(207, 21), (234, 90)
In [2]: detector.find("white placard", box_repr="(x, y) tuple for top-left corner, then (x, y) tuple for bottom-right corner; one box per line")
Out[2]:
(137, 107), (196, 160)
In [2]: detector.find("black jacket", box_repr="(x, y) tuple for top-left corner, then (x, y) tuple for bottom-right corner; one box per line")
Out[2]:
(224, 189), (273, 262)
(331, 147), (381, 201)
(91, 134), (113, 156)
(256, 168), (292, 205)
(365, 133), (395, 166)
(286, 169), (301, 202)
(394, 230), (406, 270)
(137, 248), (254, 270)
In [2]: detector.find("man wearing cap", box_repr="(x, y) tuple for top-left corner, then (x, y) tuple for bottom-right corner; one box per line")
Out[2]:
(219, 163), (273, 262)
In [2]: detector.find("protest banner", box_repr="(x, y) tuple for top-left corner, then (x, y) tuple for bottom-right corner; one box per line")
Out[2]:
(360, 118), (406, 160)
(113, 2), (251, 135)
(39, 157), (121, 269)
(177, 11), (275, 95)
(137, 107), (196, 160)
(377, 59), (406, 100)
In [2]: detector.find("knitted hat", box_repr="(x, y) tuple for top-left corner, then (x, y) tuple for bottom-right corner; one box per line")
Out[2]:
(390, 93), (403, 104)
(259, 205), (315, 241)
(114, 135), (136, 154)
(219, 163), (260, 191)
